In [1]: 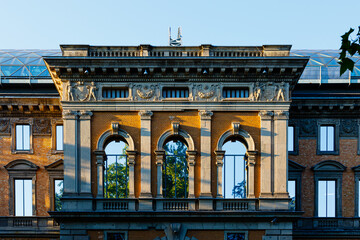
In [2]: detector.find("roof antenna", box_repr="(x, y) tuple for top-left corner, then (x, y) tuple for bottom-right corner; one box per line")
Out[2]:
(169, 27), (182, 46)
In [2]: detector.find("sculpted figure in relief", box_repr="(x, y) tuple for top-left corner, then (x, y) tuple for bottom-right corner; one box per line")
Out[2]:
(65, 81), (97, 101)
(88, 82), (97, 101)
(253, 83), (262, 101)
(194, 83), (218, 101)
(276, 82), (286, 101)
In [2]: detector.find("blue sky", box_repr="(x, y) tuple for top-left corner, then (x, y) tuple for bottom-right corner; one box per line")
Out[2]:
(1, 0), (359, 49)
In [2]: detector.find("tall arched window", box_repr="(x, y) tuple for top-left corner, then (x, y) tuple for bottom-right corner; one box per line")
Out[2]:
(163, 139), (188, 198)
(104, 139), (129, 198)
(222, 140), (247, 198)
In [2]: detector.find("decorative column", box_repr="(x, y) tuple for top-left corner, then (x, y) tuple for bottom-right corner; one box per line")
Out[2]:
(214, 150), (225, 198)
(79, 111), (93, 196)
(187, 150), (197, 198)
(273, 110), (289, 198)
(126, 150), (137, 198)
(139, 110), (153, 197)
(259, 110), (274, 198)
(199, 110), (213, 197)
(62, 110), (79, 195)
(155, 150), (165, 198)
(246, 151), (256, 198)
(94, 150), (105, 198)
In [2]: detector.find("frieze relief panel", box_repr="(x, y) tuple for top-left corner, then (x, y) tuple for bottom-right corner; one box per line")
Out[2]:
(0, 119), (11, 135)
(340, 119), (358, 137)
(33, 119), (51, 135)
(63, 81), (291, 102)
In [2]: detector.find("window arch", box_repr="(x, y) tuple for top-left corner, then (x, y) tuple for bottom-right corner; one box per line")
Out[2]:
(163, 138), (188, 198)
(222, 138), (247, 199)
(104, 137), (129, 198)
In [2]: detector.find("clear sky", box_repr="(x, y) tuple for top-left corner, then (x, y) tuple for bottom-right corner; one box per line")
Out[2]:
(1, 0), (359, 50)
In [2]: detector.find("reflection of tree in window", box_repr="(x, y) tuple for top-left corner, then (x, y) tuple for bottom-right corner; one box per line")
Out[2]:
(54, 179), (63, 211)
(227, 233), (245, 240)
(104, 140), (129, 198)
(222, 140), (247, 198)
(288, 180), (296, 211)
(163, 140), (188, 198)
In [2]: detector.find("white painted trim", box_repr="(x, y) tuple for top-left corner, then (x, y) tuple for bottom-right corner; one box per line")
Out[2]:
(96, 129), (135, 151)
(157, 129), (195, 151)
(217, 129), (255, 151)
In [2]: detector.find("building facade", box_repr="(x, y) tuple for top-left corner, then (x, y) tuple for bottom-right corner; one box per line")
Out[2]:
(0, 46), (359, 240)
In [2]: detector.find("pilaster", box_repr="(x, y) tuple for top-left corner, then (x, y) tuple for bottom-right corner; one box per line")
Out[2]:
(126, 150), (137, 198)
(199, 110), (213, 197)
(155, 150), (165, 198)
(94, 150), (105, 198)
(214, 150), (225, 198)
(139, 110), (153, 197)
(187, 150), (197, 198)
(247, 151), (256, 198)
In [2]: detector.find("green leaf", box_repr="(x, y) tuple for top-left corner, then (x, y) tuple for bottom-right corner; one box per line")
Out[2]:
(340, 57), (355, 76)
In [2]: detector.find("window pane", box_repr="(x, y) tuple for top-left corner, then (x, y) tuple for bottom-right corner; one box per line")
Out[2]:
(54, 180), (63, 211)
(327, 126), (334, 151)
(15, 179), (32, 216)
(320, 126), (327, 151)
(23, 125), (30, 150)
(318, 180), (336, 217)
(288, 180), (296, 210)
(288, 126), (294, 152)
(56, 125), (64, 151)
(16, 125), (23, 150)
(318, 180), (327, 217)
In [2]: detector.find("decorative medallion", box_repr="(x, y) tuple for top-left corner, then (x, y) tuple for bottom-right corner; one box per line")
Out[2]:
(33, 119), (51, 135)
(194, 83), (219, 101)
(340, 119), (357, 137)
(299, 119), (316, 137)
(133, 84), (158, 101)
(66, 82), (97, 101)
(0, 119), (10, 135)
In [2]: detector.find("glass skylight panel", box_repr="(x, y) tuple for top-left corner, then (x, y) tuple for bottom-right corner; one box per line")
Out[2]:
(18, 57), (40, 64)
(311, 57), (331, 65)
(326, 58), (341, 66)
(27, 58), (45, 65)
(29, 66), (46, 76)
(1, 58), (23, 65)
(0, 57), (13, 64)
(11, 66), (30, 77)
(39, 70), (50, 76)
(0, 66), (22, 76)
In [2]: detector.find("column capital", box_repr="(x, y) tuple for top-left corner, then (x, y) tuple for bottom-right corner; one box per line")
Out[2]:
(126, 150), (137, 166)
(199, 110), (213, 120)
(139, 110), (153, 120)
(79, 110), (93, 120)
(63, 110), (79, 120)
(274, 110), (289, 120)
(214, 150), (225, 166)
(258, 110), (273, 120)
(155, 150), (165, 165)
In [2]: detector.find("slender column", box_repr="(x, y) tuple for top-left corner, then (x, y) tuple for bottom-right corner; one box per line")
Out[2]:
(214, 150), (225, 198)
(273, 111), (289, 198)
(199, 110), (213, 197)
(79, 111), (93, 196)
(187, 150), (197, 198)
(247, 151), (256, 198)
(259, 110), (274, 198)
(94, 150), (105, 198)
(155, 150), (165, 198)
(62, 110), (79, 195)
(139, 110), (153, 197)
(126, 150), (137, 198)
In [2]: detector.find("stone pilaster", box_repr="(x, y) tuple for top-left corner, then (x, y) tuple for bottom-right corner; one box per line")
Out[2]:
(273, 110), (289, 198)
(62, 110), (79, 195)
(259, 110), (274, 198)
(155, 150), (165, 198)
(246, 151), (256, 198)
(187, 150), (197, 198)
(79, 111), (93, 196)
(126, 150), (137, 198)
(139, 110), (153, 197)
(214, 150), (225, 198)
(199, 110), (213, 197)
(94, 150), (105, 198)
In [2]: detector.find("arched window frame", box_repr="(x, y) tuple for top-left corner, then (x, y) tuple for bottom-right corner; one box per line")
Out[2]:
(155, 125), (196, 198)
(215, 123), (257, 199)
(95, 124), (136, 199)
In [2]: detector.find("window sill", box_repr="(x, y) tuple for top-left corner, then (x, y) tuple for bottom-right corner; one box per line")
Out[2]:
(11, 150), (34, 154)
(316, 150), (339, 155)
(51, 150), (64, 155)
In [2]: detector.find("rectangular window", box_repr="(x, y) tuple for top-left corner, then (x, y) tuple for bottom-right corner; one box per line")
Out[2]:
(54, 179), (63, 211)
(226, 233), (245, 240)
(222, 87), (249, 98)
(288, 126), (294, 152)
(16, 125), (30, 151)
(56, 125), (64, 151)
(320, 126), (334, 152)
(288, 180), (296, 211)
(318, 180), (336, 217)
(107, 232), (126, 240)
(162, 87), (189, 98)
(102, 88), (129, 99)
(15, 179), (32, 216)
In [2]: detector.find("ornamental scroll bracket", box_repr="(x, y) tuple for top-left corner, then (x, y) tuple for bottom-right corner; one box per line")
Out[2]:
(111, 122), (120, 135)
(172, 121), (180, 135)
(232, 122), (241, 135)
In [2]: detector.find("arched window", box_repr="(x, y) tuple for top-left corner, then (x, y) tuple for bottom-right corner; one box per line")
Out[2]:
(104, 139), (129, 198)
(163, 139), (188, 198)
(222, 139), (247, 199)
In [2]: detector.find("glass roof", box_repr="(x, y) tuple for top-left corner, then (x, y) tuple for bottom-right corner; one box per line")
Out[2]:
(0, 49), (359, 84)
(0, 49), (60, 78)
(291, 50), (360, 84)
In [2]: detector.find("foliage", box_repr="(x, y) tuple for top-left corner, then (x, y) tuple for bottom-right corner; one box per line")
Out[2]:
(289, 197), (296, 211)
(227, 233), (245, 240)
(163, 140), (188, 198)
(339, 27), (360, 75)
(54, 180), (63, 211)
(232, 180), (246, 198)
(104, 143), (129, 198)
